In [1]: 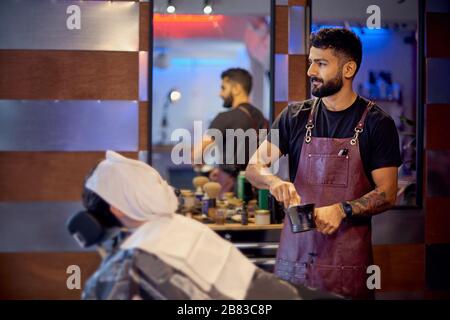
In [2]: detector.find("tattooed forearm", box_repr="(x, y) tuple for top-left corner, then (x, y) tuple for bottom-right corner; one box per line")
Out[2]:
(349, 188), (394, 217)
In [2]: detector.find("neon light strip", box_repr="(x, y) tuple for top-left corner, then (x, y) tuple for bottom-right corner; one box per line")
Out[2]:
(154, 14), (224, 23)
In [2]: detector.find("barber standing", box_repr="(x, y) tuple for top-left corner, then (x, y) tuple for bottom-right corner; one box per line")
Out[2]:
(246, 28), (402, 299)
(193, 68), (267, 193)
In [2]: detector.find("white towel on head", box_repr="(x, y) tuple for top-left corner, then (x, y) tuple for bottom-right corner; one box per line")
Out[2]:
(85, 151), (256, 300)
(85, 150), (178, 221)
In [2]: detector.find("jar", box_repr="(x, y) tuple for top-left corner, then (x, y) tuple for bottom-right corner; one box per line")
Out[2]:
(226, 209), (235, 219)
(183, 192), (195, 210)
(215, 205), (226, 225)
(255, 210), (270, 225)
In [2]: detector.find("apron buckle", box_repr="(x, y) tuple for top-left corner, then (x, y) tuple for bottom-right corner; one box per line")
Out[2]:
(305, 124), (314, 144)
(350, 127), (363, 145)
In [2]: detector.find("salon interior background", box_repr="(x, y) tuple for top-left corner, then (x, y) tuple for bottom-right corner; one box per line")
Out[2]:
(0, 0), (449, 299)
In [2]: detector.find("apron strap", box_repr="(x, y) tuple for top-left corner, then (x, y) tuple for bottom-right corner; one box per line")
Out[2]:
(237, 104), (258, 131)
(355, 100), (375, 131)
(350, 100), (375, 146)
(304, 98), (375, 145)
(304, 98), (320, 144)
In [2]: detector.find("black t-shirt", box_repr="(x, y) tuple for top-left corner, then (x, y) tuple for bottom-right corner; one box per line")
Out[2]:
(268, 96), (402, 187)
(209, 103), (267, 174)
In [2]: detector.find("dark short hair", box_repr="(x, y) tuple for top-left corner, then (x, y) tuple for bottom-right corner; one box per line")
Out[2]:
(310, 28), (363, 76)
(82, 163), (122, 228)
(221, 68), (253, 95)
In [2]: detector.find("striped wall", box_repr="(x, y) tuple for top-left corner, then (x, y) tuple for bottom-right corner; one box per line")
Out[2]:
(0, 0), (151, 299)
(273, 0), (309, 119)
(423, 0), (450, 299)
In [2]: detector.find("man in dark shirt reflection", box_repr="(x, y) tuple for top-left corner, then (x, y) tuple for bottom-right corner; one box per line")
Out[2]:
(192, 68), (267, 194)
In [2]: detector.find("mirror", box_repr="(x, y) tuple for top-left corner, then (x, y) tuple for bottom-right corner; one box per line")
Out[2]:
(151, 0), (272, 189)
(311, 0), (420, 207)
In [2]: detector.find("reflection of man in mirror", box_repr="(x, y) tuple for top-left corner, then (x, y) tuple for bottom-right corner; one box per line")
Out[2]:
(246, 28), (402, 299)
(192, 68), (268, 194)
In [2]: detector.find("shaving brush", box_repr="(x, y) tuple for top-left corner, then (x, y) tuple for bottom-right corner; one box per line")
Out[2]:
(203, 182), (222, 201)
(202, 182), (222, 220)
(193, 176), (209, 192)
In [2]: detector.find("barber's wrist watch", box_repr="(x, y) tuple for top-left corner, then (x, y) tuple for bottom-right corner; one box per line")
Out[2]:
(341, 201), (353, 219)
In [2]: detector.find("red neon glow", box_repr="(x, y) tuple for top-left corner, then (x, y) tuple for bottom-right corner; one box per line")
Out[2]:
(154, 14), (224, 23)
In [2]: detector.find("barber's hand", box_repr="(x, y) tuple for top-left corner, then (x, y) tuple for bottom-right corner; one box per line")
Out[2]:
(314, 204), (346, 235)
(269, 180), (301, 208)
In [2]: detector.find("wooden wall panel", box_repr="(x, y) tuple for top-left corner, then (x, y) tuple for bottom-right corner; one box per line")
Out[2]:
(274, 102), (288, 119)
(426, 197), (450, 244)
(275, 6), (289, 54)
(426, 243), (450, 291)
(139, 102), (149, 151)
(424, 4), (450, 297)
(425, 290), (450, 300)
(288, 55), (308, 101)
(0, 51), (138, 100)
(0, 152), (138, 202)
(288, 0), (307, 6)
(273, 2), (309, 120)
(426, 13), (450, 58)
(139, 2), (150, 51)
(426, 104), (450, 149)
(373, 244), (425, 292)
(426, 150), (450, 197)
(0, 252), (101, 300)
(0, 2), (148, 301)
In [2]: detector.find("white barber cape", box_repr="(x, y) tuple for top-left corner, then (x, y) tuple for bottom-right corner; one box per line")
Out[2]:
(85, 151), (256, 300)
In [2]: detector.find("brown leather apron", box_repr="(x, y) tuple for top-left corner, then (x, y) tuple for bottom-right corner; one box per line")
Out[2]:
(274, 98), (375, 299)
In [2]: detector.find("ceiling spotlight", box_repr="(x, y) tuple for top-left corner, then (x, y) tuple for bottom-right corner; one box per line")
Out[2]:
(203, 0), (213, 15)
(166, 0), (176, 14)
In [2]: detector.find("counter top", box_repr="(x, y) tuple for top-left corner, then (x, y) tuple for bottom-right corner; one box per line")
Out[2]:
(207, 223), (283, 231)
(190, 214), (283, 231)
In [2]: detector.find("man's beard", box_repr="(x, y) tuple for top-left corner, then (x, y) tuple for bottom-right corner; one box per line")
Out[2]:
(310, 71), (343, 98)
(222, 95), (233, 109)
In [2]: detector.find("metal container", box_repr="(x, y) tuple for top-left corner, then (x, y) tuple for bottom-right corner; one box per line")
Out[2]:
(285, 203), (316, 233)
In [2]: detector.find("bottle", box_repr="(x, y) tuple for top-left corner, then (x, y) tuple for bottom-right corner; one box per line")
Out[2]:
(258, 189), (269, 210)
(195, 187), (203, 206)
(268, 193), (285, 224)
(201, 194), (210, 218)
(237, 171), (254, 203)
(247, 199), (257, 217)
(237, 171), (246, 201)
(240, 203), (248, 225)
